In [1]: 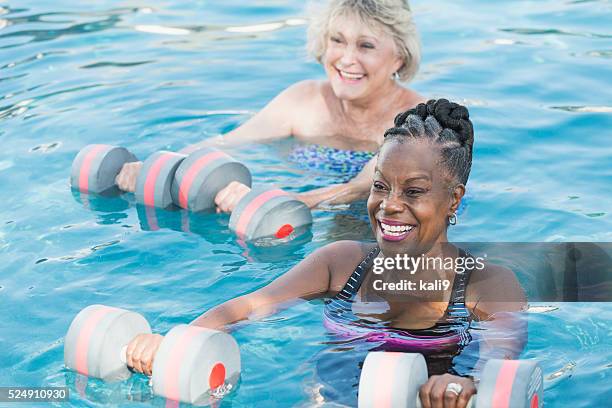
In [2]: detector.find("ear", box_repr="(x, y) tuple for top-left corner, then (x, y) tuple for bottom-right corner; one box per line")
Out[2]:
(449, 184), (465, 216)
(392, 56), (404, 78)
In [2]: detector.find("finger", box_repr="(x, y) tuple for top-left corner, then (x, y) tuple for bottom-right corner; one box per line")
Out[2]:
(139, 342), (154, 376)
(143, 336), (158, 376)
(222, 188), (244, 213)
(216, 196), (231, 213)
(131, 337), (148, 374)
(126, 166), (138, 192)
(443, 387), (459, 408)
(456, 380), (476, 408)
(214, 186), (231, 208)
(419, 377), (437, 408)
(115, 165), (126, 190)
(226, 193), (243, 213)
(125, 334), (140, 369)
(430, 377), (448, 408)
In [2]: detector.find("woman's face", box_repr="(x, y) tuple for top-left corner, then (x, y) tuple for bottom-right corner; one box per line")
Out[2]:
(323, 13), (403, 102)
(367, 139), (463, 258)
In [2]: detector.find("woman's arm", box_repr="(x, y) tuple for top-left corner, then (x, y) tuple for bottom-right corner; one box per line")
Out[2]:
(214, 156), (376, 212)
(297, 155), (376, 208)
(116, 81), (313, 191)
(181, 81), (318, 154)
(190, 242), (335, 329)
(125, 240), (362, 374)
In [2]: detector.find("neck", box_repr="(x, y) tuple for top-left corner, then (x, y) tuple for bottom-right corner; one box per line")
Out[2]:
(338, 80), (404, 123)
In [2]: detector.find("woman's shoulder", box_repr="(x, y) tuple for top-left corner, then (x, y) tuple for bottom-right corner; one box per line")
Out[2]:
(466, 260), (527, 317)
(398, 86), (427, 109)
(282, 79), (326, 99)
(316, 240), (376, 271)
(316, 240), (377, 293)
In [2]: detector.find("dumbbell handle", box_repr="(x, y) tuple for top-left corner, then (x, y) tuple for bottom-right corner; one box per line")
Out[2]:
(120, 345), (128, 365)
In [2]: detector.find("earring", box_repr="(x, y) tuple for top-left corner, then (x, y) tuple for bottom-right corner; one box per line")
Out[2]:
(393, 71), (400, 81)
(448, 213), (457, 225)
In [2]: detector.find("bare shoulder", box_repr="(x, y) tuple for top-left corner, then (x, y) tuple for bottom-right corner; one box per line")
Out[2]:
(321, 241), (377, 293)
(281, 79), (323, 100)
(466, 261), (527, 317)
(399, 86), (427, 108)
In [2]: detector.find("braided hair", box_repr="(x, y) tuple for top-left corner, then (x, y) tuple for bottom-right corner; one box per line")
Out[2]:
(383, 99), (474, 185)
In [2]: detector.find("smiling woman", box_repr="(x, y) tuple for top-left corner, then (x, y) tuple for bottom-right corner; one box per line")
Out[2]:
(114, 0), (426, 211)
(124, 100), (527, 408)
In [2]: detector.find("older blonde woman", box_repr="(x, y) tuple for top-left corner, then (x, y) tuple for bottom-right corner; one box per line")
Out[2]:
(116, 0), (425, 210)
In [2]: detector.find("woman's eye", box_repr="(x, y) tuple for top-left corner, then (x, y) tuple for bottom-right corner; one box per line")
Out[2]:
(405, 189), (424, 196)
(360, 42), (375, 49)
(330, 36), (342, 44)
(373, 181), (387, 191)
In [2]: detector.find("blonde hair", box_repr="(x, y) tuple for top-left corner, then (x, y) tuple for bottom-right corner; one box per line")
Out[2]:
(307, 0), (421, 82)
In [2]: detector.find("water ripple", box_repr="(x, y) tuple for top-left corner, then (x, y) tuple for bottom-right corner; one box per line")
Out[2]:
(0, 73), (27, 83)
(0, 13), (126, 48)
(547, 361), (577, 380)
(500, 27), (611, 39)
(1, 51), (66, 70)
(80, 60), (154, 69)
(29, 142), (61, 153)
(550, 105), (612, 113)
(133, 18), (308, 38)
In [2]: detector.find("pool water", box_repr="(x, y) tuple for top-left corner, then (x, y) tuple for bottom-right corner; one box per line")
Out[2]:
(1, 0), (611, 407)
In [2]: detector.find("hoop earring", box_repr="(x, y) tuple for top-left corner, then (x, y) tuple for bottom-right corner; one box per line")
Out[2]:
(448, 213), (457, 225)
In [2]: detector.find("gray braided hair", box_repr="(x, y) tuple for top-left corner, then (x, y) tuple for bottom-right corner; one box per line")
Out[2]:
(383, 99), (474, 185)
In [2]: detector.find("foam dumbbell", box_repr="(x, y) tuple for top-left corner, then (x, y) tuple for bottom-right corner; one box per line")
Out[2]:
(71, 144), (137, 194)
(229, 187), (313, 241)
(172, 148), (311, 241)
(64, 305), (241, 405)
(135, 151), (187, 209)
(171, 147), (252, 212)
(358, 352), (542, 408)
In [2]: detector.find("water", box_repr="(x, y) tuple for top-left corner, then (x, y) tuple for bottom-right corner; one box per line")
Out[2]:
(1, 0), (611, 406)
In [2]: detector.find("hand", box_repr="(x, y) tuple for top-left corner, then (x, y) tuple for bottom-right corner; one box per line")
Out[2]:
(115, 161), (143, 192)
(419, 374), (476, 408)
(125, 333), (164, 376)
(214, 181), (251, 213)
(294, 192), (320, 209)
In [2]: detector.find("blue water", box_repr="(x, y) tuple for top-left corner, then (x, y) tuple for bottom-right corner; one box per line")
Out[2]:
(1, 0), (611, 406)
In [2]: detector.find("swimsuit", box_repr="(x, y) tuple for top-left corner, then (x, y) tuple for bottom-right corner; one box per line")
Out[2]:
(288, 144), (375, 180)
(323, 246), (475, 353)
(315, 246), (479, 405)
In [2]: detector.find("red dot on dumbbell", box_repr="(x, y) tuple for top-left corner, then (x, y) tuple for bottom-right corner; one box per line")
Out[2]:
(275, 224), (294, 239)
(65, 306), (241, 405)
(209, 363), (226, 390)
(229, 188), (312, 241)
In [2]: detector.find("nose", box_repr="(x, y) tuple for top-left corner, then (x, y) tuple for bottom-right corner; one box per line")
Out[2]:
(339, 45), (358, 67)
(381, 192), (403, 214)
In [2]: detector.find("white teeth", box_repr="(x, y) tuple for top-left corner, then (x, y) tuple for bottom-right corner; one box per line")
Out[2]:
(380, 222), (414, 234)
(339, 70), (364, 80)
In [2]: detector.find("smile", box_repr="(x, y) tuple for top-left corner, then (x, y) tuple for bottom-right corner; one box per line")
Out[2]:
(335, 67), (365, 82)
(378, 219), (415, 241)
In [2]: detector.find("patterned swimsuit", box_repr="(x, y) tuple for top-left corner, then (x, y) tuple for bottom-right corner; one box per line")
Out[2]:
(323, 246), (475, 353)
(288, 144), (375, 180)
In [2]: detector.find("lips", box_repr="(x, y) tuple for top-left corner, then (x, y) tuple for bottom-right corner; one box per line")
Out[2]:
(335, 67), (365, 83)
(377, 218), (416, 242)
